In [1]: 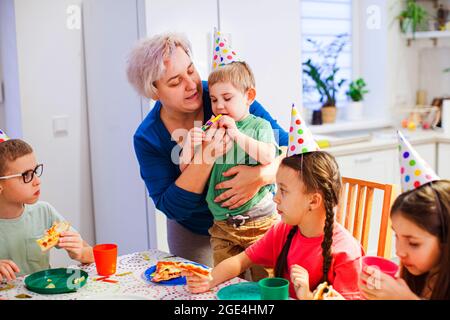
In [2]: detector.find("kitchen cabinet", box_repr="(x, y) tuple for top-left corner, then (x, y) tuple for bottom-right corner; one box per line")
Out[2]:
(334, 149), (398, 256)
(335, 149), (398, 184)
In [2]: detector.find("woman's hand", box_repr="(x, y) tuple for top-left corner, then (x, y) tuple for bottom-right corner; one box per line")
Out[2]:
(290, 264), (313, 300)
(58, 231), (84, 261)
(213, 165), (264, 209)
(213, 150), (284, 209)
(0, 260), (20, 282)
(185, 126), (205, 149)
(359, 266), (420, 300)
(182, 271), (213, 294)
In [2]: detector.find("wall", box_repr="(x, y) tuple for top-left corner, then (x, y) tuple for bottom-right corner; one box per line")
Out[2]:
(220, 0), (302, 129)
(11, 0), (95, 266)
(0, 0), (22, 137)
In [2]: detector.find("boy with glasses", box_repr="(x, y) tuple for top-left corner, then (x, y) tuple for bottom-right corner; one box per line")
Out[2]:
(0, 131), (94, 281)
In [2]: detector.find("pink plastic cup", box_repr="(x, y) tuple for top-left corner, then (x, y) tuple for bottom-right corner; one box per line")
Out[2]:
(361, 256), (399, 278)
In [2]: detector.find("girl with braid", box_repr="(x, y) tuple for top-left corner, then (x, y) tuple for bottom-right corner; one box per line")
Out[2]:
(183, 106), (364, 299)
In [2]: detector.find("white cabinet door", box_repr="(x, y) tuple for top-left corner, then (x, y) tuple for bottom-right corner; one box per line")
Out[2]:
(334, 149), (398, 256)
(335, 149), (398, 184)
(438, 143), (450, 179)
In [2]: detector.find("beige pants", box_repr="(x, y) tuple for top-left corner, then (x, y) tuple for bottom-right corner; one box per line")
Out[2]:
(208, 214), (279, 282)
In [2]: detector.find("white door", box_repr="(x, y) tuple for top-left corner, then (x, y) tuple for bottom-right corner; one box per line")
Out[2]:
(84, 0), (152, 255)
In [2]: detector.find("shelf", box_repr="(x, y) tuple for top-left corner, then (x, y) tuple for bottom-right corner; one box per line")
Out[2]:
(405, 31), (450, 46)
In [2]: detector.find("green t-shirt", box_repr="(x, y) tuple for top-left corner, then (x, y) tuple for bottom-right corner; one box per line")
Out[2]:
(0, 201), (72, 276)
(206, 114), (280, 220)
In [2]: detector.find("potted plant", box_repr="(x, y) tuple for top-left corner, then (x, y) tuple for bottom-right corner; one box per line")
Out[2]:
(397, 0), (429, 38)
(346, 78), (369, 121)
(302, 34), (348, 124)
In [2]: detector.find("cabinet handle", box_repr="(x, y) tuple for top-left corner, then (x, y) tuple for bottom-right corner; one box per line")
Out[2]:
(354, 156), (373, 164)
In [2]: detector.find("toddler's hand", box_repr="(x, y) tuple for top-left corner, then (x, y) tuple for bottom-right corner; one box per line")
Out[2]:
(182, 271), (213, 294)
(218, 116), (239, 140)
(59, 231), (84, 261)
(0, 260), (20, 282)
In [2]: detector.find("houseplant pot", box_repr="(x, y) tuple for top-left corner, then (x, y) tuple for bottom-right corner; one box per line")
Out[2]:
(345, 78), (368, 121)
(321, 106), (337, 123)
(346, 101), (364, 121)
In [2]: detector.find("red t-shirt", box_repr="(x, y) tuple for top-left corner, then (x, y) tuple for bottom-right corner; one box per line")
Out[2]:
(245, 221), (364, 300)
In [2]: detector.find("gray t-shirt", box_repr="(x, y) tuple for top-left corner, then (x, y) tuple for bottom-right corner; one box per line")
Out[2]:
(0, 201), (74, 275)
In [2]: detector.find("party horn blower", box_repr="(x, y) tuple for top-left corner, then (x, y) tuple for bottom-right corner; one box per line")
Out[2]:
(201, 114), (223, 131)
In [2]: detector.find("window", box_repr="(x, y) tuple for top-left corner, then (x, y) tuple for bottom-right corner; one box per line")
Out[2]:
(301, 0), (353, 110)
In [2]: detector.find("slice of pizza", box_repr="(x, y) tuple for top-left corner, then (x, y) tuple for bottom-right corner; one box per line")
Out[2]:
(151, 261), (183, 283)
(312, 282), (345, 300)
(36, 221), (71, 252)
(176, 262), (211, 277)
(151, 261), (211, 283)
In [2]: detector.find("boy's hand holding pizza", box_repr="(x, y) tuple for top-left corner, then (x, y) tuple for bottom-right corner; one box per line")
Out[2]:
(36, 221), (94, 264)
(58, 230), (85, 261)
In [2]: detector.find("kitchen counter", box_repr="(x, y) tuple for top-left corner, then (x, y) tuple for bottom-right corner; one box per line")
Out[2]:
(322, 127), (450, 157)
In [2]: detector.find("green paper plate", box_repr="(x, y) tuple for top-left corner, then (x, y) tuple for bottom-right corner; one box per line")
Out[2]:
(25, 268), (88, 294)
(217, 282), (261, 300)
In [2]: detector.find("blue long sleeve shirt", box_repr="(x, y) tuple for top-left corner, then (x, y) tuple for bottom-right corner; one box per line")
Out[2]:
(134, 81), (288, 235)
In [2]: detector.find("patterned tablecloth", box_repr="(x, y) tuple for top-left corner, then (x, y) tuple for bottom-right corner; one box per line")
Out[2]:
(0, 249), (245, 300)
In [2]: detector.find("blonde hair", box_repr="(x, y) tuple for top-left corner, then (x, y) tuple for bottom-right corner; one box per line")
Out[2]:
(208, 61), (255, 94)
(126, 32), (192, 98)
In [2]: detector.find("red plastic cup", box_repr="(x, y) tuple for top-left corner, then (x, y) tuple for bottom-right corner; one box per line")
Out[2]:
(361, 256), (399, 278)
(93, 244), (118, 276)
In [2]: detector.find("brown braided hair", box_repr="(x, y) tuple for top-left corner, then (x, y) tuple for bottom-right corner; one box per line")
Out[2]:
(391, 180), (450, 300)
(274, 151), (342, 283)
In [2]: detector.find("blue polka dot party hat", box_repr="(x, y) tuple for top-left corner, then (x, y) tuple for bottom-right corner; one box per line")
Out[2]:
(287, 104), (320, 157)
(0, 129), (10, 143)
(397, 130), (440, 192)
(212, 28), (240, 71)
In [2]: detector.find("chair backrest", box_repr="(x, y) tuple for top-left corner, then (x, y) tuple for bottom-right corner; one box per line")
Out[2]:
(336, 177), (399, 258)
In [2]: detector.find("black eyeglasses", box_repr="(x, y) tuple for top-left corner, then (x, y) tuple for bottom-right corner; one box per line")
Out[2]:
(0, 164), (44, 184)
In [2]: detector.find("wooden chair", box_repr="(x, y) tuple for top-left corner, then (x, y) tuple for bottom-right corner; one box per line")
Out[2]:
(336, 177), (399, 258)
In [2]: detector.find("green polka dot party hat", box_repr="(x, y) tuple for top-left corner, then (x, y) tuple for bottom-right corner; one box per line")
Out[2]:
(397, 130), (440, 192)
(287, 104), (320, 157)
(212, 28), (240, 71)
(0, 129), (10, 143)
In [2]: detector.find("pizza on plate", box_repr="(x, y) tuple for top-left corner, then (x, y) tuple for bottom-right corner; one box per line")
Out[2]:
(151, 261), (210, 283)
(36, 221), (71, 251)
